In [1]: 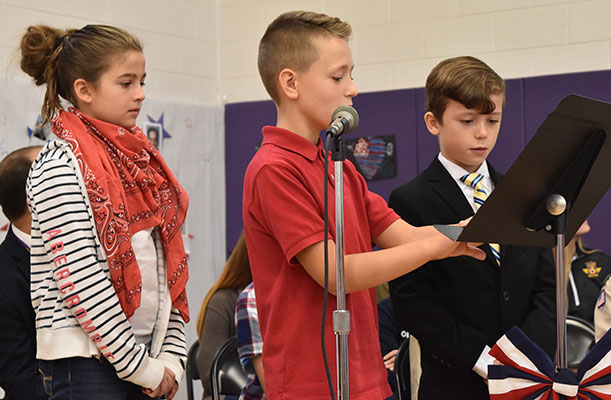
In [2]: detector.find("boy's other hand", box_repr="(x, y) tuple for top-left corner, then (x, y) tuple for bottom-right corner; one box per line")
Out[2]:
(383, 349), (398, 371)
(457, 217), (472, 227)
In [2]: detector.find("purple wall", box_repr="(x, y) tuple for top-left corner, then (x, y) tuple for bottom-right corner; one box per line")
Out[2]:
(225, 70), (611, 254)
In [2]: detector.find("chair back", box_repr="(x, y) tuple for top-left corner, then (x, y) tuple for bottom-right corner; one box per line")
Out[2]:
(210, 336), (247, 400)
(566, 315), (596, 369)
(186, 341), (200, 400)
(394, 338), (410, 400)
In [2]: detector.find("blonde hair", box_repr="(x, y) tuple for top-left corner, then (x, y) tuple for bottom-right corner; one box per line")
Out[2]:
(425, 56), (505, 123)
(19, 24), (143, 124)
(196, 231), (252, 336)
(258, 10), (352, 104)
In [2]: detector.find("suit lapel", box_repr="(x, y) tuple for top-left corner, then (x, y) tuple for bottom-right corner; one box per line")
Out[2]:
(425, 158), (474, 221)
(426, 158), (502, 269)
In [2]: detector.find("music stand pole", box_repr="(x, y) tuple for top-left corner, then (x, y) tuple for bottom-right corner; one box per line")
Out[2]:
(332, 136), (350, 400)
(546, 194), (568, 368)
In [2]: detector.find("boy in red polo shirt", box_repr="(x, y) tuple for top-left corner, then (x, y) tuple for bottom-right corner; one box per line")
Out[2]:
(242, 11), (485, 400)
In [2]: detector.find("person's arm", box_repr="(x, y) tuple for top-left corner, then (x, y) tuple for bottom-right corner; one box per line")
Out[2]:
(157, 308), (187, 384)
(251, 355), (265, 391)
(251, 163), (483, 296)
(28, 143), (165, 390)
(235, 285), (264, 393)
(296, 220), (484, 295)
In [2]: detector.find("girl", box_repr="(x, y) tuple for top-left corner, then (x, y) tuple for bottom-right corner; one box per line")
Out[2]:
(20, 24), (189, 400)
(195, 231), (251, 399)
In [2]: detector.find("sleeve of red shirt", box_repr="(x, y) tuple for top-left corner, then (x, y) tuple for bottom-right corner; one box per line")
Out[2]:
(250, 161), (398, 266)
(251, 163), (328, 265)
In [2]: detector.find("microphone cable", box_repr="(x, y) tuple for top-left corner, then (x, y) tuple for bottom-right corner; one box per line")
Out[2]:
(322, 132), (336, 400)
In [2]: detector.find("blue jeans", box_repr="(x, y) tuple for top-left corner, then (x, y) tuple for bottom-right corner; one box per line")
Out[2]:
(39, 357), (161, 400)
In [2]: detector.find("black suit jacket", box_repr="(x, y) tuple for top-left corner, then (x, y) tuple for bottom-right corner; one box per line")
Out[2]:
(388, 158), (556, 400)
(0, 226), (46, 400)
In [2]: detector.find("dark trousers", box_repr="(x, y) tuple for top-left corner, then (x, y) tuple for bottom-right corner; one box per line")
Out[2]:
(39, 357), (161, 400)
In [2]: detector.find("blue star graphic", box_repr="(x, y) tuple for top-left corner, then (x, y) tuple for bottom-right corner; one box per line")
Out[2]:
(147, 113), (172, 139)
(27, 115), (44, 138)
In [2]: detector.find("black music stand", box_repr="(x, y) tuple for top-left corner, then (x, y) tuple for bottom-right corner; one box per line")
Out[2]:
(436, 94), (611, 369)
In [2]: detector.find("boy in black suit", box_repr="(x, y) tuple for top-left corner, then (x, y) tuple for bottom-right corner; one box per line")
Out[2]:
(0, 145), (46, 400)
(388, 56), (556, 399)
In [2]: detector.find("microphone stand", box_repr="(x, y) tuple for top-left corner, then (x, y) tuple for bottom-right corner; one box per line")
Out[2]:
(330, 134), (350, 400)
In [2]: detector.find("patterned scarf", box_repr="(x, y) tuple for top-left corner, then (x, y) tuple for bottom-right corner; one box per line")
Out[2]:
(52, 108), (190, 322)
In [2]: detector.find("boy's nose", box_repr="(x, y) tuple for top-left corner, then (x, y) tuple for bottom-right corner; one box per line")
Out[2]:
(475, 122), (488, 138)
(346, 80), (358, 98)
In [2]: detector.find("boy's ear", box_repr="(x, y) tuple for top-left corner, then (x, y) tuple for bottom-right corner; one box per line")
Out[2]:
(424, 111), (441, 136)
(73, 78), (93, 105)
(278, 68), (298, 100)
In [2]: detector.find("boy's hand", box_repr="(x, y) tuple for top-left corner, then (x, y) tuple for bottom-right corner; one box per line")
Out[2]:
(457, 217), (472, 227)
(383, 349), (398, 371)
(435, 232), (486, 261)
(142, 367), (176, 398)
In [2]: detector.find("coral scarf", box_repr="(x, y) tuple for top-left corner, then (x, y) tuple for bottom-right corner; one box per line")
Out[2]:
(52, 108), (190, 322)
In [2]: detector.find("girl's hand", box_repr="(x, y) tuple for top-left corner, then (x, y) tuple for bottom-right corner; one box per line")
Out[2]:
(142, 367), (175, 398)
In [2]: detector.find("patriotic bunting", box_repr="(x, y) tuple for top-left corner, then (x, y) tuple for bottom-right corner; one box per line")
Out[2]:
(488, 326), (611, 399)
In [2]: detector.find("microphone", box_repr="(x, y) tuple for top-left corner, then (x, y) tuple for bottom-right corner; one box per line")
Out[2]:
(326, 105), (359, 137)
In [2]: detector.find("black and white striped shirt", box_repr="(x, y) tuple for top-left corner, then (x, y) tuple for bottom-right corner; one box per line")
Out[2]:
(28, 141), (186, 389)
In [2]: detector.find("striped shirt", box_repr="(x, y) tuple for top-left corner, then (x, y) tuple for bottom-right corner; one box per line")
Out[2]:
(27, 140), (187, 389)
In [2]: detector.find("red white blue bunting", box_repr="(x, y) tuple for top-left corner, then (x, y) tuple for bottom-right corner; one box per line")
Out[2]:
(488, 326), (611, 399)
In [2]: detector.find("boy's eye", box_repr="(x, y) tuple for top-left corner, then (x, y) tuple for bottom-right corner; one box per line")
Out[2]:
(332, 77), (342, 82)
(461, 119), (474, 124)
(121, 81), (132, 88)
(140, 81), (146, 87)
(488, 119), (499, 124)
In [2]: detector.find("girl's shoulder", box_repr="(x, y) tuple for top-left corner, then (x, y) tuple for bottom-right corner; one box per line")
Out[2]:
(210, 287), (240, 305)
(36, 138), (73, 160)
(30, 139), (77, 174)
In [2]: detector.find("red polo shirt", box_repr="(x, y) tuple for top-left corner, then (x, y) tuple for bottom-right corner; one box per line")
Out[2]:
(243, 126), (398, 399)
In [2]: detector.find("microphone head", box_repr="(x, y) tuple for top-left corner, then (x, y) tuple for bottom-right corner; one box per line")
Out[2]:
(332, 105), (359, 134)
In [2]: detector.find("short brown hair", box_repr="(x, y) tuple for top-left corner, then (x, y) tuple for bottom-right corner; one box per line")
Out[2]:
(425, 56), (505, 123)
(0, 146), (41, 221)
(20, 24), (143, 124)
(258, 10), (352, 104)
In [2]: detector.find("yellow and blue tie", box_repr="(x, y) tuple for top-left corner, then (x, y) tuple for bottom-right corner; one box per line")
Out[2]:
(460, 173), (501, 266)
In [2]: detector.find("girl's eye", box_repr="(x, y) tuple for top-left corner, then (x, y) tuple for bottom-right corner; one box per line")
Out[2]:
(461, 119), (474, 124)
(121, 82), (132, 88)
(140, 81), (146, 87)
(332, 77), (342, 82)
(488, 119), (499, 124)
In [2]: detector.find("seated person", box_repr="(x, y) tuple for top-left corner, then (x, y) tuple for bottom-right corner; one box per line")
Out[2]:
(565, 219), (611, 324)
(235, 282), (265, 399)
(195, 232), (251, 399)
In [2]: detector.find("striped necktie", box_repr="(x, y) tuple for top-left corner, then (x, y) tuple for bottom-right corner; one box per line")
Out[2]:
(460, 173), (501, 266)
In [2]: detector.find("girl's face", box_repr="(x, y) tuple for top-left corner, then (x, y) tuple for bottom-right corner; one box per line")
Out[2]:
(80, 50), (146, 129)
